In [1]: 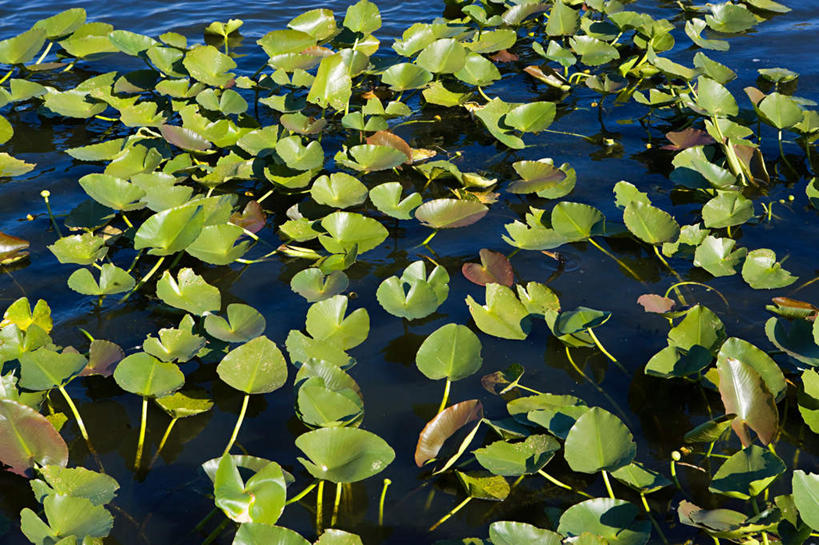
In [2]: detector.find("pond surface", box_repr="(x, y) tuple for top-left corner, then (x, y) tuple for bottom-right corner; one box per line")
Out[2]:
(0, 0), (817, 544)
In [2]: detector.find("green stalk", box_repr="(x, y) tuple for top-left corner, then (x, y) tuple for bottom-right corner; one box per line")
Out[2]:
(564, 346), (633, 427)
(537, 469), (593, 499)
(286, 481), (318, 505)
(587, 329), (627, 374)
(331, 482), (342, 526)
(419, 229), (438, 247)
(222, 393), (250, 456)
(378, 478), (391, 526)
(641, 492), (670, 545)
(587, 238), (642, 281)
(0, 68), (14, 85)
(40, 191), (63, 238)
(316, 479), (325, 533)
(201, 518), (230, 545)
(134, 397), (148, 471)
(437, 378), (451, 415)
(601, 470), (615, 499)
(148, 417), (177, 470)
(57, 386), (98, 461)
(120, 256), (165, 303)
(35, 42), (53, 65)
(429, 496), (471, 531)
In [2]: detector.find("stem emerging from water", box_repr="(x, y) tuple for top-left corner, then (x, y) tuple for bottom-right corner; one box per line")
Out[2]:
(587, 329), (627, 374)
(58, 385), (101, 469)
(148, 416), (177, 470)
(429, 496), (471, 531)
(378, 478), (391, 526)
(331, 482), (342, 526)
(587, 238), (642, 281)
(601, 469), (615, 499)
(316, 480), (325, 533)
(223, 393), (249, 456)
(134, 397), (148, 471)
(538, 469), (593, 498)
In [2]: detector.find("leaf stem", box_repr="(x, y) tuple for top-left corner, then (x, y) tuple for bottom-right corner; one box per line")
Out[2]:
(437, 378), (451, 415)
(537, 469), (593, 498)
(286, 481), (318, 505)
(40, 190), (63, 238)
(35, 41), (53, 65)
(134, 397), (148, 471)
(148, 416), (177, 470)
(222, 393), (249, 456)
(120, 256), (165, 303)
(0, 68), (14, 85)
(587, 329), (627, 374)
(378, 478), (391, 526)
(316, 479), (325, 533)
(663, 281), (729, 309)
(57, 385), (99, 463)
(331, 481), (342, 526)
(601, 469), (615, 499)
(429, 496), (471, 531)
(419, 229), (438, 247)
(587, 238), (642, 281)
(564, 346), (633, 428)
(641, 492), (670, 545)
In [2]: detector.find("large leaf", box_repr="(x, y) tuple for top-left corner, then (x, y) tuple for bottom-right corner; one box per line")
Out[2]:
(558, 498), (651, 545)
(717, 357), (778, 446)
(416, 38), (467, 74)
(134, 203), (205, 255)
(717, 337), (785, 402)
(551, 202), (605, 242)
(183, 45), (236, 87)
(709, 445), (785, 499)
(319, 211), (388, 254)
(0, 28), (46, 65)
(307, 53), (351, 112)
(19, 348), (87, 391)
(0, 399), (67, 476)
(113, 352), (184, 398)
(564, 407), (636, 474)
(792, 471), (819, 531)
(415, 399), (483, 467)
(217, 336), (288, 395)
(213, 453), (287, 525)
(474, 434), (559, 476)
(305, 295), (369, 350)
(490, 521), (562, 545)
(416, 323), (482, 382)
(296, 427), (394, 483)
(233, 524), (311, 545)
(415, 199), (488, 229)
(20, 494), (113, 543)
(623, 201), (679, 245)
(741, 248), (797, 290)
(155, 268), (221, 316)
(466, 284), (529, 340)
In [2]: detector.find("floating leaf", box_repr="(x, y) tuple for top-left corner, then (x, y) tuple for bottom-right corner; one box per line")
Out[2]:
(113, 352), (184, 398)
(296, 427), (394, 483)
(741, 248), (797, 290)
(694, 236), (747, 277)
(415, 199), (488, 229)
(415, 400), (483, 467)
(144, 315), (205, 363)
(319, 211), (388, 254)
(623, 201), (680, 245)
(462, 249), (513, 287)
(558, 498), (651, 544)
(67, 264), (135, 296)
(0, 28), (46, 65)
(0, 399), (67, 476)
(564, 407), (636, 474)
(205, 304), (265, 344)
(155, 268), (221, 316)
(792, 470), (819, 531)
(307, 53), (351, 112)
(311, 172), (367, 209)
(717, 357), (778, 446)
(474, 434), (559, 476)
(217, 336), (288, 394)
(709, 445), (785, 499)
(466, 284), (529, 340)
(637, 294), (675, 314)
(369, 182), (422, 220)
(183, 45), (236, 87)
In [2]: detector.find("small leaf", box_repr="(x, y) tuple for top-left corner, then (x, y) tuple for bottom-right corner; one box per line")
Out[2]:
(462, 249), (513, 287)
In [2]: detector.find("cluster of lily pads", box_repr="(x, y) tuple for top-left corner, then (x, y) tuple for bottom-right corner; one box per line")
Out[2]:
(0, 0), (817, 544)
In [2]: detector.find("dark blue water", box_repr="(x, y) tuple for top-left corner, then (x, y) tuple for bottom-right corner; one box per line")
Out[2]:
(0, 1), (816, 544)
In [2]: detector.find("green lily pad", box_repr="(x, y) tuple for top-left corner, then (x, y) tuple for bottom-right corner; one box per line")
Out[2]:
(113, 352), (184, 398)
(155, 268), (221, 316)
(611, 462), (671, 493)
(709, 445), (785, 499)
(551, 202), (605, 242)
(67, 264), (135, 296)
(20, 494), (113, 543)
(186, 223), (250, 265)
(508, 159), (572, 197)
(623, 201), (680, 245)
(489, 521), (561, 545)
(48, 233), (106, 265)
(217, 336), (288, 395)
(19, 346), (86, 391)
(79, 173), (145, 211)
(717, 337), (786, 401)
(474, 434), (559, 476)
(156, 389), (214, 419)
(204, 304), (265, 344)
(694, 236), (747, 277)
(706, 3), (758, 34)
(696, 76), (738, 117)
(143, 314), (205, 363)
(798, 369), (819, 434)
(702, 191), (754, 229)
(311, 172), (367, 209)
(183, 45), (236, 87)
(319, 211), (388, 254)
(564, 407), (636, 474)
(792, 470), (819, 531)
(415, 199), (488, 229)
(213, 453), (286, 525)
(765, 316), (819, 366)
(296, 427), (394, 483)
(558, 498), (650, 545)
(307, 53), (351, 112)
(32, 465), (118, 506)
(416, 323), (482, 382)
(233, 524), (311, 545)
(134, 202), (205, 256)
(0, 28), (46, 65)
(381, 63), (432, 91)
(717, 356), (778, 446)
(304, 295), (369, 351)
(369, 182), (422, 220)
(466, 284), (530, 340)
(741, 248), (797, 290)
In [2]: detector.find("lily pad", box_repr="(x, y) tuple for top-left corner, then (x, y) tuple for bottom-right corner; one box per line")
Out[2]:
(296, 427), (394, 483)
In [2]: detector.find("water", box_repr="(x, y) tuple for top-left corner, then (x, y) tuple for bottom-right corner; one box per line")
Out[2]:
(0, 1), (817, 544)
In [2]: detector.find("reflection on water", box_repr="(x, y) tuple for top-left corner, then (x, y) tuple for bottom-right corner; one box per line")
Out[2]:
(0, 0), (816, 544)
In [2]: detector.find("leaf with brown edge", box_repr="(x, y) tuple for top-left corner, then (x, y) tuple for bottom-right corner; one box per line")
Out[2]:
(733, 143), (769, 185)
(661, 128), (715, 151)
(160, 125), (212, 153)
(490, 49), (518, 63)
(772, 297), (818, 317)
(415, 399), (483, 467)
(462, 249), (514, 287)
(637, 294), (675, 314)
(0, 399), (68, 476)
(717, 357), (779, 446)
(81, 339), (124, 377)
(366, 131), (412, 163)
(745, 86), (765, 107)
(481, 364), (524, 395)
(0, 232), (29, 264)
(230, 201), (266, 234)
